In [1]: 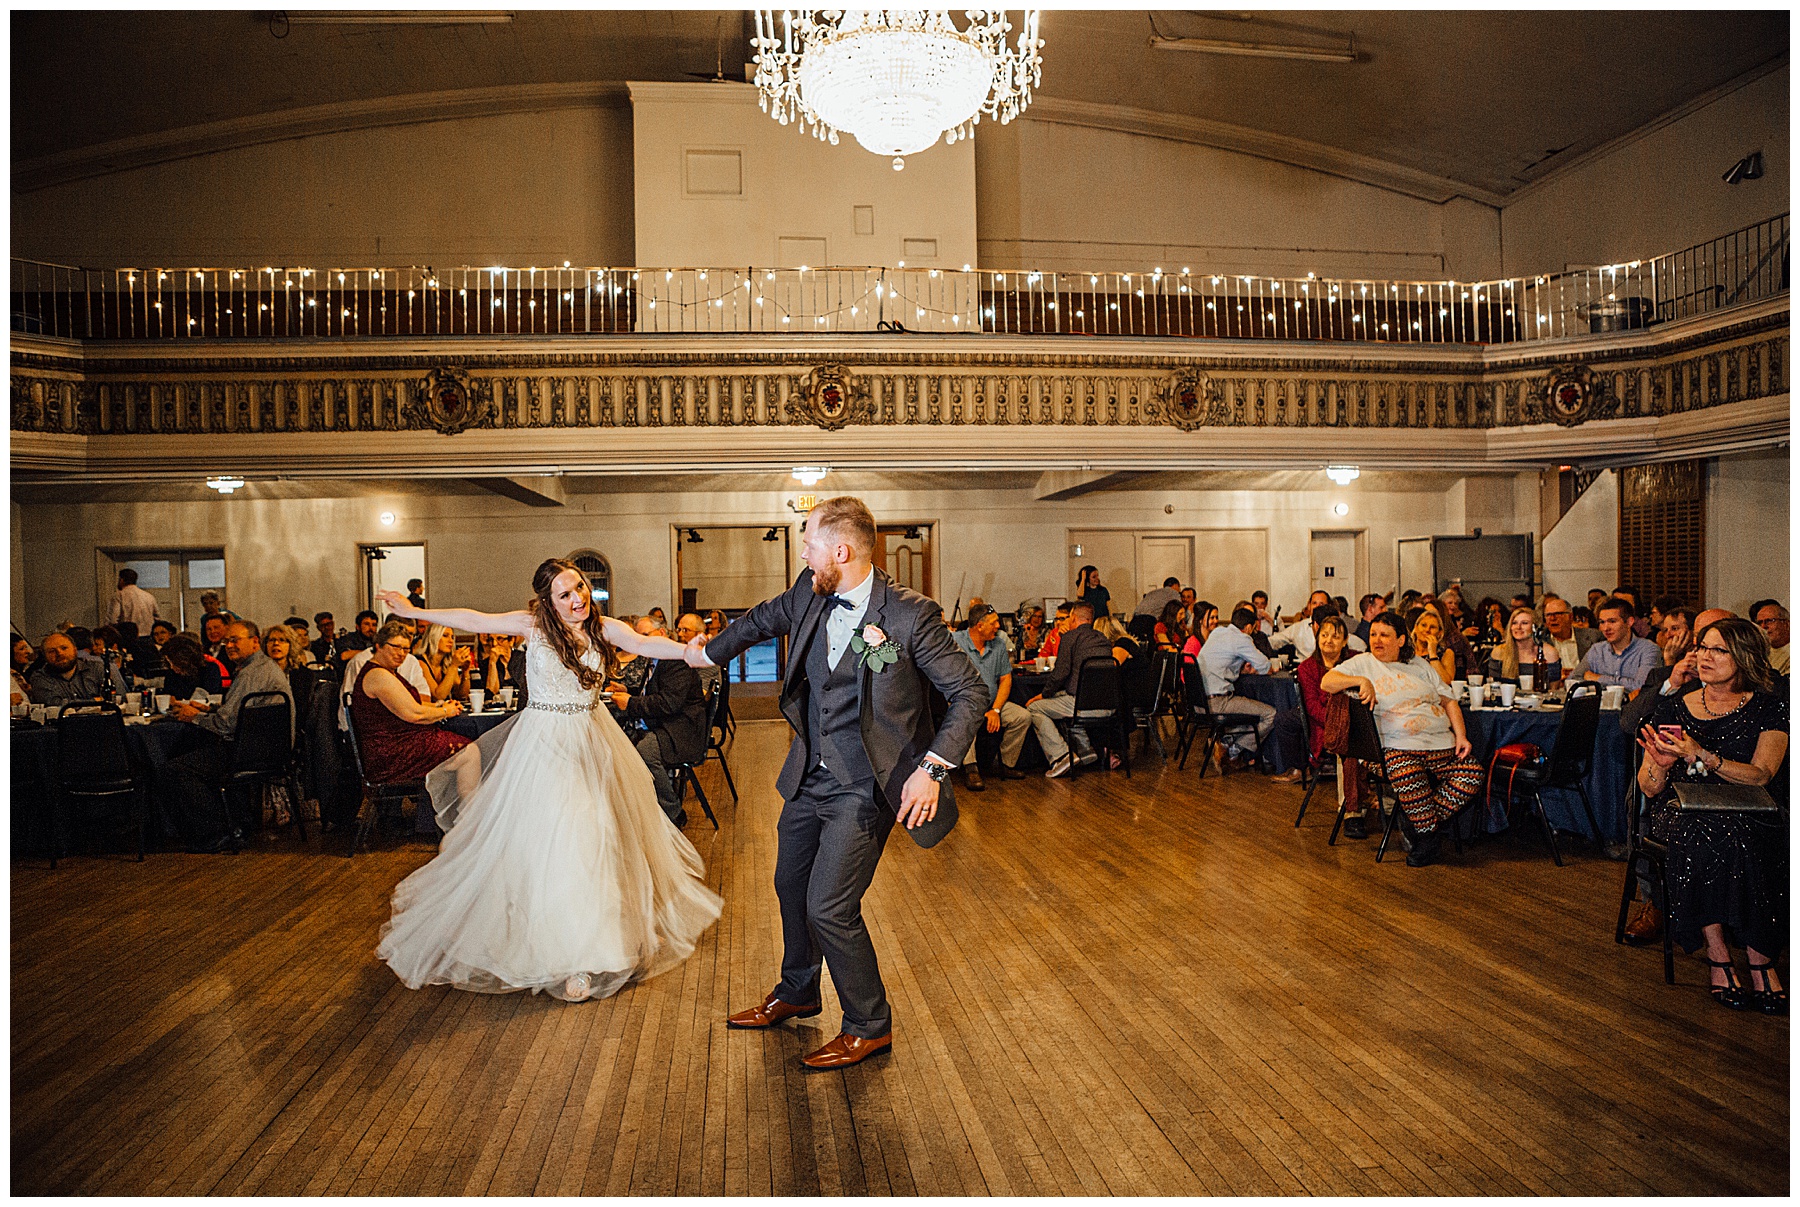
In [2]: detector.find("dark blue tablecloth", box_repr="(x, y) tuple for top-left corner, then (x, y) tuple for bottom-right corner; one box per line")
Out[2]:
(1459, 705), (1635, 846)
(445, 709), (516, 741)
(1236, 674), (1302, 771)
(13, 717), (194, 850)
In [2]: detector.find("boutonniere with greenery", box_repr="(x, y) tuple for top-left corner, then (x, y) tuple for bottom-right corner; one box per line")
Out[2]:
(849, 623), (901, 673)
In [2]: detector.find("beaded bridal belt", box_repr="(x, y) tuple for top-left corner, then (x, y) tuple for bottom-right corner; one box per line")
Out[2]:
(528, 698), (600, 714)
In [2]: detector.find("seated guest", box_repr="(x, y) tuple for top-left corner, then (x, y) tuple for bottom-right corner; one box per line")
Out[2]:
(1356, 592), (1386, 645)
(200, 613), (230, 663)
(955, 604), (1029, 788)
(479, 632), (523, 697)
(160, 634), (227, 701)
(1621, 607), (1730, 742)
(311, 612), (339, 667)
(1484, 606), (1562, 686)
(413, 623), (472, 703)
(87, 624), (134, 697)
(1572, 604), (1596, 631)
(1152, 599), (1188, 652)
(335, 609), (379, 666)
(1197, 605), (1277, 770)
(1025, 602), (1111, 778)
(11, 634), (36, 706)
(112, 621), (144, 675)
(1276, 592), (1369, 660)
(1648, 595), (1685, 639)
(341, 625), (432, 730)
(1636, 618), (1788, 1012)
(1750, 600), (1790, 675)
(1542, 594), (1600, 671)
(263, 621), (328, 707)
(611, 616), (707, 825)
(1657, 606), (1697, 666)
(1475, 597), (1506, 646)
(1581, 596), (1660, 690)
(1269, 610), (1353, 791)
(1016, 605), (1048, 659)
(705, 609), (728, 639)
(1405, 606), (1459, 686)
(1249, 590), (1275, 635)
(28, 631), (111, 706)
(1132, 577), (1183, 621)
(676, 612), (722, 696)
(158, 621), (294, 853)
(348, 621), (471, 784)
(607, 616), (655, 696)
(283, 617), (318, 660)
(647, 607), (669, 634)
(149, 618), (177, 651)
(1613, 586), (1651, 638)
(1587, 588), (1608, 613)
(1322, 612), (1481, 867)
(1179, 601), (1221, 658)
(1039, 602), (1075, 661)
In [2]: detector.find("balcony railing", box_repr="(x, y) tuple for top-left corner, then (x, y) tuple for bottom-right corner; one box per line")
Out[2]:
(11, 214), (1785, 347)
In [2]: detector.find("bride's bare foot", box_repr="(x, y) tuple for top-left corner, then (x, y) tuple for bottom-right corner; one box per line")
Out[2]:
(564, 972), (592, 1001)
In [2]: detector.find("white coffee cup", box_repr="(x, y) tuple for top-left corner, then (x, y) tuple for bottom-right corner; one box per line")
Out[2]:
(1452, 679), (1468, 700)
(499, 687), (516, 709)
(1499, 683), (1516, 707)
(1469, 684), (1486, 709)
(155, 693), (172, 714)
(1519, 673), (1535, 694)
(469, 688), (486, 713)
(29, 705), (47, 724)
(1602, 685), (1626, 709)
(1468, 672), (1485, 687)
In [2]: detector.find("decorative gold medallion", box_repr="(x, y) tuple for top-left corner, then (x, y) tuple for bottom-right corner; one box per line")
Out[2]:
(1158, 368), (1222, 431)
(791, 363), (871, 430)
(407, 367), (495, 435)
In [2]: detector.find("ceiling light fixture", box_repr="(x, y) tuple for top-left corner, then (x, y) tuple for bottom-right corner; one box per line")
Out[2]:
(205, 476), (245, 494)
(791, 466), (830, 486)
(752, 10), (1043, 170)
(1325, 465), (1360, 485)
(378, 511), (396, 526)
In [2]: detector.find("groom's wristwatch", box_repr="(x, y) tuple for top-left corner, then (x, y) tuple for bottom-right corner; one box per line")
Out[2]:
(917, 759), (951, 783)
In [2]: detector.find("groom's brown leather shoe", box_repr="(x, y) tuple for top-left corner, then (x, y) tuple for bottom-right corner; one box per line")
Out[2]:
(724, 992), (822, 1029)
(800, 1031), (891, 1071)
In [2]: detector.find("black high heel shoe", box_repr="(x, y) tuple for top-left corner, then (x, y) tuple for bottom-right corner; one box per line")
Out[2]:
(1746, 960), (1787, 1016)
(1705, 957), (1750, 1010)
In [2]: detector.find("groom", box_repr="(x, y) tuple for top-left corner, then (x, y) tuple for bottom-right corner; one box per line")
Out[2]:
(686, 496), (987, 1070)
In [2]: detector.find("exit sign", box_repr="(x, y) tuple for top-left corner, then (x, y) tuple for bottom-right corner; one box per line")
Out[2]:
(794, 494), (816, 511)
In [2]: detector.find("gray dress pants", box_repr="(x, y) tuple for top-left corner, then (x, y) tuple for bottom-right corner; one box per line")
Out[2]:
(772, 763), (896, 1039)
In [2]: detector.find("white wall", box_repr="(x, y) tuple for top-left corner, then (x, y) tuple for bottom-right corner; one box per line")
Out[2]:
(12, 104), (638, 268)
(1705, 448), (1790, 616)
(1500, 64), (1788, 275)
(15, 477), (1490, 639)
(629, 82), (976, 269)
(1541, 470), (1620, 604)
(974, 118), (1495, 279)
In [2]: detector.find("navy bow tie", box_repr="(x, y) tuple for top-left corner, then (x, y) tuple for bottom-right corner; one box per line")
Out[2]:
(824, 594), (855, 611)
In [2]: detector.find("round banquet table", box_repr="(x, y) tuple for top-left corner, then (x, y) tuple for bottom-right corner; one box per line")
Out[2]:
(1456, 702), (1635, 852)
(12, 715), (195, 853)
(444, 709), (516, 741)
(1234, 673), (1302, 772)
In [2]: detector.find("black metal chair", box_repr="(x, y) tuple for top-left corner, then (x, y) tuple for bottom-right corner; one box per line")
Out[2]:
(1495, 690), (1604, 866)
(1067, 656), (1131, 778)
(668, 679), (721, 828)
(1173, 655), (1263, 778)
(223, 691), (307, 841)
(1291, 695), (1340, 829)
(53, 703), (146, 865)
(343, 716), (427, 858)
(1129, 649), (1178, 760)
(1614, 769), (1677, 984)
(703, 671), (738, 803)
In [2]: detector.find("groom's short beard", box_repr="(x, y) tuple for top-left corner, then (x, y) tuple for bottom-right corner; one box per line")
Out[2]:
(811, 561), (843, 596)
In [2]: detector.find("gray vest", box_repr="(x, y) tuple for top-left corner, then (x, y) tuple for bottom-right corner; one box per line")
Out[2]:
(805, 620), (876, 788)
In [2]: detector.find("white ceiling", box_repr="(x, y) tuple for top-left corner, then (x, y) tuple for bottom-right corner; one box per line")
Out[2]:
(11, 10), (1786, 199)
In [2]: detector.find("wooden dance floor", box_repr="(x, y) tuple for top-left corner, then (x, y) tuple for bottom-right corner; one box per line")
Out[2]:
(12, 720), (1788, 1195)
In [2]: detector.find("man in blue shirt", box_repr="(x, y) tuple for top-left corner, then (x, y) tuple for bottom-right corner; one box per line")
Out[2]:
(1581, 596), (1661, 690)
(1198, 605), (1276, 769)
(952, 605), (1029, 788)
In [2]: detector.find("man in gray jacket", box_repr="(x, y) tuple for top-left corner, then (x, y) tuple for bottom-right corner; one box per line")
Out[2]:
(160, 620), (294, 852)
(690, 496), (987, 1072)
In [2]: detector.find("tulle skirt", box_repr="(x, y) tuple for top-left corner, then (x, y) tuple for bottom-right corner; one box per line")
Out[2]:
(375, 706), (723, 1001)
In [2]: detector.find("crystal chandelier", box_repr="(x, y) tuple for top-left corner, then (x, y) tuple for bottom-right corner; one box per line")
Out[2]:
(752, 10), (1043, 170)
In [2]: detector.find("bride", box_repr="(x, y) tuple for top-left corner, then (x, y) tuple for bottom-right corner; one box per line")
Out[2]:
(372, 559), (722, 1002)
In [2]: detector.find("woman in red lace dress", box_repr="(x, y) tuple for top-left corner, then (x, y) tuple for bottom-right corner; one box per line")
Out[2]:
(350, 620), (471, 782)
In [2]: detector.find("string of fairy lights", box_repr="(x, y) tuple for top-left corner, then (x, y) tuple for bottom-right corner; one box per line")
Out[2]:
(9, 244), (1751, 344)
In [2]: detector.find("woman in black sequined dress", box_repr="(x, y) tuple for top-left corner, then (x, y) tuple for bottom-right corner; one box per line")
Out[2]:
(1637, 617), (1788, 1013)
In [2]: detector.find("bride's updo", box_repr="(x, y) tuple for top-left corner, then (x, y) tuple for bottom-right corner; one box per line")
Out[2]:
(528, 558), (618, 690)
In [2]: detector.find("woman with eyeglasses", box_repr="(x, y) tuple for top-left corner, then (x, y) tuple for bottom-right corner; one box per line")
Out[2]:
(1636, 617), (1789, 1013)
(371, 560), (721, 1005)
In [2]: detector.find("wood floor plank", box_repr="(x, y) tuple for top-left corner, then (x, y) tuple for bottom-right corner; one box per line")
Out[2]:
(11, 719), (1788, 1195)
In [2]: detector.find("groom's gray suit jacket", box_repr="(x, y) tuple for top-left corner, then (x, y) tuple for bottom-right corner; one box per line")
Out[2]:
(705, 568), (989, 838)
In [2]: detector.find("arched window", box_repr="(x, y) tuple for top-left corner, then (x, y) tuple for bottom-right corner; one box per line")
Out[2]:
(565, 549), (613, 616)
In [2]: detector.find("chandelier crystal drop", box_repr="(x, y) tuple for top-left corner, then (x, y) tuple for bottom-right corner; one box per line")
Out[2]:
(753, 10), (1043, 170)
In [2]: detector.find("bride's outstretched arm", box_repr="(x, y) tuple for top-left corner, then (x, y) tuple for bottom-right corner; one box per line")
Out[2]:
(376, 591), (535, 637)
(600, 615), (690, 661)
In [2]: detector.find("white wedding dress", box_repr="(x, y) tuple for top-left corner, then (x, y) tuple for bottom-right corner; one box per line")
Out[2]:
(376, 630), (723, 1001)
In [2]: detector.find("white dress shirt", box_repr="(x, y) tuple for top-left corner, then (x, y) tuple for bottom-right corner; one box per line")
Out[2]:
(824, 564), (875, 669)
(108, 582), (160, 632)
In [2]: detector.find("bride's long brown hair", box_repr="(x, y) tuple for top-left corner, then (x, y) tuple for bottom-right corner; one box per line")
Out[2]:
(528, 558), (618, 689)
